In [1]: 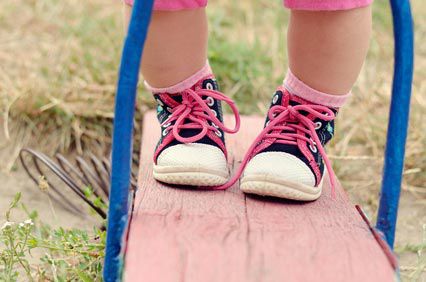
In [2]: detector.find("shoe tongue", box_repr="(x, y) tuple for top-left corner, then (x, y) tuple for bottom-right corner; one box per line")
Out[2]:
(167, 75), (218, 103)
(279, 88), (309, 108)
(274, 89), (313, 119)
(276, 88), (338, 125)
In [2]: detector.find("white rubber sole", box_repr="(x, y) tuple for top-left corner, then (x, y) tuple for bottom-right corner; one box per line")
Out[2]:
(153, 165), (228, 186)
(240, 169), (327, 201)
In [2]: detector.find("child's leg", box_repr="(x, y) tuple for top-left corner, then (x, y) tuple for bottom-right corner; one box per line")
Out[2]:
(123, 1), (240, 187)
(240, 2), (372, 200)
(288, 7), (372, 95)
(123, 6), (208, 88)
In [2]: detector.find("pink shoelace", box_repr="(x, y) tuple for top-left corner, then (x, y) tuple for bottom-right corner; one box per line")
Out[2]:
(213, 103), (337, 195)
(161, 88), (240, 143)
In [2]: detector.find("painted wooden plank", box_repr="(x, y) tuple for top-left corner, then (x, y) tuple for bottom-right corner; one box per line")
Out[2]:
(124, 111), (396, 282)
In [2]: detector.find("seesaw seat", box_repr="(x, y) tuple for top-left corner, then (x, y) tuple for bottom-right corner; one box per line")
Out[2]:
(124, 111), (397, 282)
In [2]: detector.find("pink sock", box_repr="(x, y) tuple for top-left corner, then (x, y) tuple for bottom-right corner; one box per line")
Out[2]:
(144, 62), (212, 94)
(283, 69), (351, 108)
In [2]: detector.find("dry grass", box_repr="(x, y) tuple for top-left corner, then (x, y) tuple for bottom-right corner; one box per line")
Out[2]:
(0, 0), (425, 279)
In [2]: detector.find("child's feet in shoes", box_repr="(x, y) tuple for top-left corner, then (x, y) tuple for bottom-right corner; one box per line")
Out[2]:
(151, 68), (240, 187)
(240, 87), (337, 200)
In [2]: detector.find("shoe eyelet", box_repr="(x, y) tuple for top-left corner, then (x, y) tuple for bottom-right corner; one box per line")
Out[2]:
(205, 82), (215, 90)
(156, 98), (164, 106)
(163, 122), (171, 128)
(265, 120), (270, 126)
(166, 107), (172, 112)
(309, 139), (318, 153)
(163, 116), (170, 123)
(211, 109), (217, 117)
(215, 130), (222, 137)
(212, 122), (219, 129)
(272, 94), (279, 104)
(206, 96), (215, 107)
(162, 128), (169, 136)
(314, 121), (322, 130)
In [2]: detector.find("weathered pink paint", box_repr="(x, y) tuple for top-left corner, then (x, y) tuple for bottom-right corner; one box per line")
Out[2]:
(124, 111), (397, 282)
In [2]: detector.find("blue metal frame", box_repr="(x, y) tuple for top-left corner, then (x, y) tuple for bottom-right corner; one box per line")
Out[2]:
(103, 0), (154, 280)
(103, 0), (414, 279)
(376, 0), (414, 248)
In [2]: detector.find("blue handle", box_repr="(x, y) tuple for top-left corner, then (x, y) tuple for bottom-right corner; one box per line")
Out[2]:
(376, 0), (414, 248)
(103, 0), (154, 280)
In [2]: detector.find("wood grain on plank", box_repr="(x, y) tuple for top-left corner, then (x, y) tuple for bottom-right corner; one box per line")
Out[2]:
(124, 111), (396, 282)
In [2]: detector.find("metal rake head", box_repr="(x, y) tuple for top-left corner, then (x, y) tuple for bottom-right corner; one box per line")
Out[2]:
(19, 148), (138, 220)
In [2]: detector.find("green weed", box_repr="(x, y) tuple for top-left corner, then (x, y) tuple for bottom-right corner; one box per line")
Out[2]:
(0, 193), (105, 281)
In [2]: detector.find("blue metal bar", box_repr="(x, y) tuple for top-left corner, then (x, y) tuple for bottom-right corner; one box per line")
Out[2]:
(376, 0), (414, 248)
(103, 0), (154, 280)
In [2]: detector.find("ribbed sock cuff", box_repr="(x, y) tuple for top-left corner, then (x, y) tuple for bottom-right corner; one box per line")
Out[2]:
(283, 69), (351, 108)
(144, 62), (212, 94)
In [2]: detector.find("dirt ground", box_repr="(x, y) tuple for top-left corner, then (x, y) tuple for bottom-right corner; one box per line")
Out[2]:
(0, 167), (98, 231)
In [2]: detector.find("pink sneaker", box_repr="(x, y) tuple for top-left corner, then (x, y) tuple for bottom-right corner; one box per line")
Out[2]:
(152, 75), (240, 186)
(239, 87), (337, 200)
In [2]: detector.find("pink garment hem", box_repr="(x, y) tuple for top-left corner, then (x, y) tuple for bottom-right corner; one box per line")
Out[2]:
(123, 0), (372, 11)
(284, 0), (372, 10)
(283, 69), (351, 108)
(145, 62), (212, 93)
(123, 0), (207, 11)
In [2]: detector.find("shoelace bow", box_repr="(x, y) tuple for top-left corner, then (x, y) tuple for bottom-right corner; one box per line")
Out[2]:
(161, 88), (240, 143)
(213, 103), (337, 196)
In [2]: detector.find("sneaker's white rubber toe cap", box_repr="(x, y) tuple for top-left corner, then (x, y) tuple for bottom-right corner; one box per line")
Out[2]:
(240, 152), (322, 201)
(153, 143), (228, 186)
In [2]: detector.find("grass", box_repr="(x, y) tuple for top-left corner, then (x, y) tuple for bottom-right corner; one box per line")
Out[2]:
(0, 0), (425, 280)
(0, 193), (105, 281)
(397, 225), (426, 281)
